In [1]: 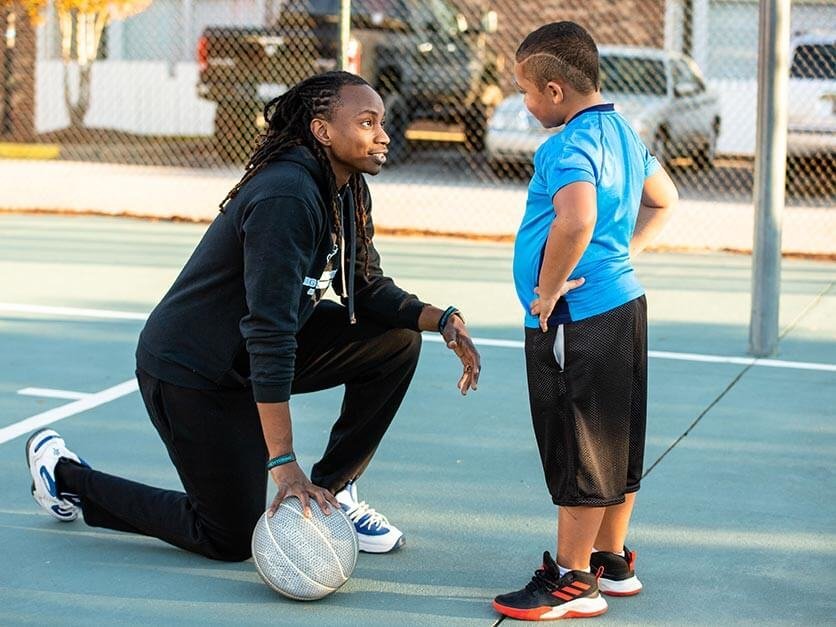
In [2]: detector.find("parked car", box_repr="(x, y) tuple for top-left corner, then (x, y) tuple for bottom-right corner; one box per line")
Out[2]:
(197, 0), (503, 163)
(486, 46), (721, 175)
(787, 31), (835, 160)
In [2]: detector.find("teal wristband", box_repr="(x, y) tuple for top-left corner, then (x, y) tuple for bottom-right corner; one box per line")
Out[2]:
(438, 306), (462, 333)
(266, 452), (296, 470)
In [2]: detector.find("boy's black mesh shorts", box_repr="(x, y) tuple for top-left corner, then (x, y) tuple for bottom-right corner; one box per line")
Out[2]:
(524, 295), (647, 507)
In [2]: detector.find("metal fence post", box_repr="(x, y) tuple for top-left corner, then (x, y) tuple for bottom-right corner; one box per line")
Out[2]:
(339, 0), (351, 71)
(749, 0), (790, 357)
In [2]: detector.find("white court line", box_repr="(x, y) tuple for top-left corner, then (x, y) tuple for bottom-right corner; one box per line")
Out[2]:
(0, 302), (148, 321)
(17, 387), (91, 400)
(422, 334), (836, 372)
(0, 380), (138, 445)
(2, 302), (835, 374)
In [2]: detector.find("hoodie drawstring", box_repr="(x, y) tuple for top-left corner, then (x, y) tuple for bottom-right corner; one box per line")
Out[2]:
(337, 192), (357, 325)
(347, 195), (357, 325)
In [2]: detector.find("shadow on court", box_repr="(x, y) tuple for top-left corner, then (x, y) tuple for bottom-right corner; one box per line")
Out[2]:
(0, 215), (833, 625)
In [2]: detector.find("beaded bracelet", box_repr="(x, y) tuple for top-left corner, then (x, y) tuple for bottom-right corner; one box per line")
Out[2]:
(266, 452), (296, 470)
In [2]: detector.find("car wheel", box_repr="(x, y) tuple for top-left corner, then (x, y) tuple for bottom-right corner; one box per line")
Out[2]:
(488, 158), (531, 179)
(786, 155), (835, 198)
(382, 92), (411, 165)
(652, 127), (673, 169)
(213, 103), (259, 164)
(693, 118), (719, 170)
(463, 103), (493, 153)
(487, 158), (505, 177)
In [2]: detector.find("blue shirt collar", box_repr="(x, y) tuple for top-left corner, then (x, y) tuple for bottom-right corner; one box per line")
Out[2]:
(566, 103), (615, 125)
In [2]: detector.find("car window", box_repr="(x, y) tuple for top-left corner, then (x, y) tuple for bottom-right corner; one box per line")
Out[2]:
(790, 44), (836, 80)
(277, 0), (338, 14)
(671, 60), (705, 94)
(420, 0), (460, 33)
(276, 0), (409, 20)
(356, 0), (409, 20)
(600, 55), (667, 96)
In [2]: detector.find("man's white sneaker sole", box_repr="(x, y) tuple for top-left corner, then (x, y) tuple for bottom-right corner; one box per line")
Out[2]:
(358, 530), (405, 554)
(25, 428), (80, 522)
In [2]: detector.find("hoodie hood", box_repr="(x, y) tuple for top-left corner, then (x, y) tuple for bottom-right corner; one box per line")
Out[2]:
(275, 144), (358, 325)
(275, 144), (332, 200)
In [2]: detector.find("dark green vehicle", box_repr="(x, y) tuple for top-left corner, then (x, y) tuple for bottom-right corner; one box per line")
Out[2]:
(197, 0), (503, 163)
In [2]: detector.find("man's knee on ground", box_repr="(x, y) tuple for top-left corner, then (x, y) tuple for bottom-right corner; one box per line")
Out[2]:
(202, 535), (253, 562)
(197, 515), (261, 562)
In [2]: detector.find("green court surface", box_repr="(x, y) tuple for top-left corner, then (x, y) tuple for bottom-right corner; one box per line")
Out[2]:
(1, 214), (834, 625)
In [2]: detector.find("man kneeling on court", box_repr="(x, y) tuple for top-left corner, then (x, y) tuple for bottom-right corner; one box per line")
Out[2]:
(23, 71), (481, 560)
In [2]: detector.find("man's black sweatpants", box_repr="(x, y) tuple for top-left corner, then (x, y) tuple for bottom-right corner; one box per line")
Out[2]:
(56, 301), (422, 561)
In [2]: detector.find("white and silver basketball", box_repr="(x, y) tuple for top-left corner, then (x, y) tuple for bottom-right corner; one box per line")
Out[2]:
(251, 497), (359, 600)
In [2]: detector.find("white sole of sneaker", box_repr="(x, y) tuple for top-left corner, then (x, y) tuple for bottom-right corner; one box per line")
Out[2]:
(25, 429), (78, 522)
(598, 575), (642, 596)
(358, 532), (405, 554)
(541, 595), (608, 619)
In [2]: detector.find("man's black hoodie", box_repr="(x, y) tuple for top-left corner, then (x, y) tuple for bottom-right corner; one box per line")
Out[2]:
(137, 146), (425, 403)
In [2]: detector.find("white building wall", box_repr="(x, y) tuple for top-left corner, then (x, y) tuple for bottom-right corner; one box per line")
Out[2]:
(31, 0), (835, 156)
(36, 61), (215, 135)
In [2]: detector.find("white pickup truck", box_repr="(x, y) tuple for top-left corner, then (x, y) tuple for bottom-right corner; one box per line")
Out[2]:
(787, 32), (835, 160)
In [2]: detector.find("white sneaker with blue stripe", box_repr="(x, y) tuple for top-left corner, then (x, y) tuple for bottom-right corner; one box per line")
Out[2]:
(25, 428), (84, 522)
(336, 481), (404, 553)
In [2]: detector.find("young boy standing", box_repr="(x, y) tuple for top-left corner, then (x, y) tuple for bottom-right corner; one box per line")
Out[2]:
(493, 22), (678, 621)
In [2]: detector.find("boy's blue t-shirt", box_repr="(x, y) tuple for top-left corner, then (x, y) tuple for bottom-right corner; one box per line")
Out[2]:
(513, 103), (659, 327)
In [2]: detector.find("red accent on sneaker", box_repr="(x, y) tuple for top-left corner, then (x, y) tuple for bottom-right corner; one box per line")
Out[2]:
(552, 589), (574, 601)
(493, 601), (554, 620)
(627, 550), (637, 571)
(568, 581), (590, 592)
(593, 565), (605, 581)
(492, 600), (608, 621)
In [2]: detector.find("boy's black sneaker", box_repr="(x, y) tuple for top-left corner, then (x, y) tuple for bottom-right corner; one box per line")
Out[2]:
(492, 551), (608, 621)
(589, 546), (642, 596)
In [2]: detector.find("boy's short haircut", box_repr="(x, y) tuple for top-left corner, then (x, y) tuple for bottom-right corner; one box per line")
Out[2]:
(516, 22), (600, 94)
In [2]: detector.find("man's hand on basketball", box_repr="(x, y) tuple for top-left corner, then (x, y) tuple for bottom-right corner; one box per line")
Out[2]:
(267, 462), (340, 519)
(441, 315), (481, 395)
(530, 278), (585, 332)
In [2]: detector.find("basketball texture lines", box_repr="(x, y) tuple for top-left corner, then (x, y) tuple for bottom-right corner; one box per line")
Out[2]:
(252, 498), (359, 600)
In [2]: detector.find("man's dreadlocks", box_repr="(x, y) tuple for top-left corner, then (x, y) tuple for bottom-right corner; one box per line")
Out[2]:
(220, 71), (374, 274)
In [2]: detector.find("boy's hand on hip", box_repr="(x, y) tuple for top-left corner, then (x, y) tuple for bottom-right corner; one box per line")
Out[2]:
(530, 278), (585, 332)
(441, 316), (481, 395)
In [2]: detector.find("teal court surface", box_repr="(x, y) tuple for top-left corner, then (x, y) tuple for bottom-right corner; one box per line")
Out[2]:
(1, 214), (834, 625)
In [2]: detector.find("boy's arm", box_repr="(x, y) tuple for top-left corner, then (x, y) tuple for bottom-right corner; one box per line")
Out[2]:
(631, 167), (678, 257)
(532, 181), (597, 332)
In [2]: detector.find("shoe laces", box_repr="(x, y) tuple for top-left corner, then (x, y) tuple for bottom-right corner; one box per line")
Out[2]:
(525, 568), (559, 593)
(343, 500), (389, 531)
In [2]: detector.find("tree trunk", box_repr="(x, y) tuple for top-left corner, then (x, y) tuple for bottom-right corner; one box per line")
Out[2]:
(63, 61), (91, 128)
(0, 7), (9, 138)
(0, 5), (36, 141)
(9, 4), (37, 141)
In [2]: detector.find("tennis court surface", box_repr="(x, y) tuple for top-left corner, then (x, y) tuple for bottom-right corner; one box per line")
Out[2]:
(1, 214), (834, 625)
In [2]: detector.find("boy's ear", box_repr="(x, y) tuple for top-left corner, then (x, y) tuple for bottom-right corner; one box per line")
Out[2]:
(310, 118), (332, 146)
(545, 81), (564, 105)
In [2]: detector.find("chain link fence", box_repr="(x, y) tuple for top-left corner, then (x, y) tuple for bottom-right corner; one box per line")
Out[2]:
(0, 0), (833, 254)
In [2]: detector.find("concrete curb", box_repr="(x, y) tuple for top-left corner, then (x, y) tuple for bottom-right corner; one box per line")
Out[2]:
(1, 159), (833, 256)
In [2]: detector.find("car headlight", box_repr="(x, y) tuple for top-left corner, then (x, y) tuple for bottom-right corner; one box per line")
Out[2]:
(631, 118), (649, 137)
(490, 108), (535, 132)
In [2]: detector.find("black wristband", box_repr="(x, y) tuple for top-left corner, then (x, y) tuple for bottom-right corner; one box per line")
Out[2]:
(438, 306), (462, 333)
